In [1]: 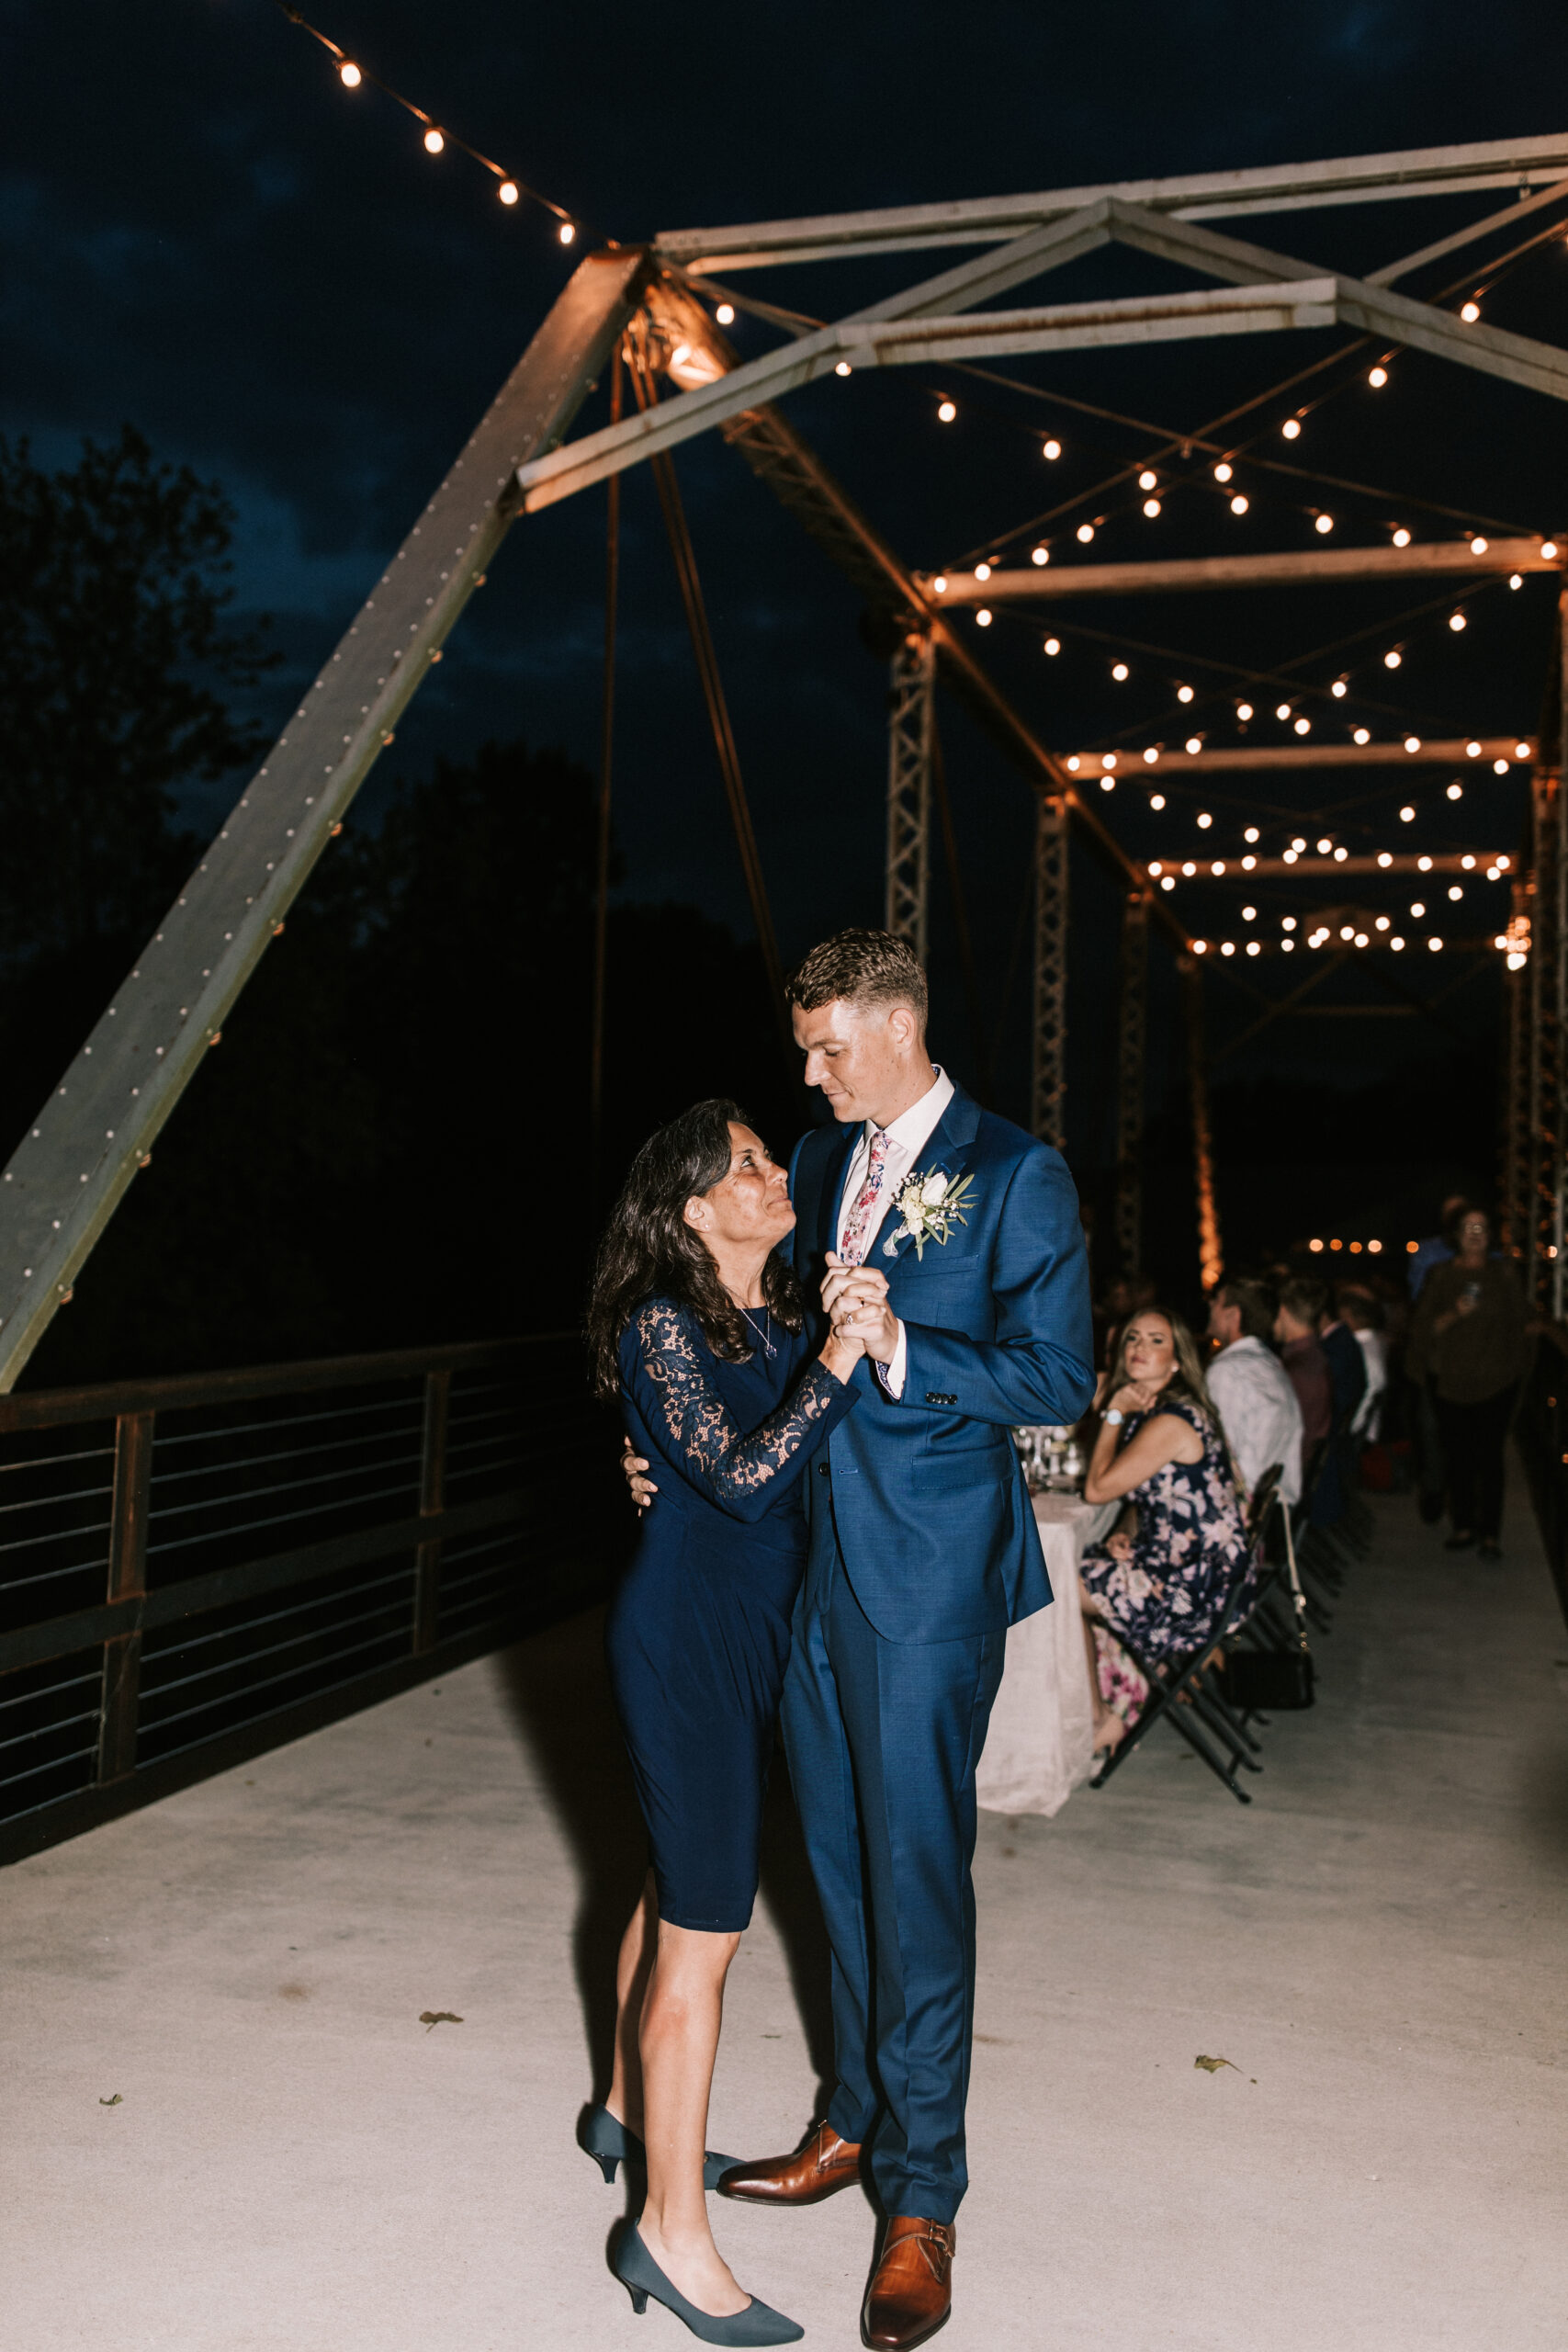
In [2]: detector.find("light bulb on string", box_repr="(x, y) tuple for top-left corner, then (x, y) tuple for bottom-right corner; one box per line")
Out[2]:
(1400, 805), (1416, 821)
(1466, 741), (1482, 757)
(716, 303), (735, 325)
(1275, 702), (1292, 721)
(1213, 461), (1233, 483)
(1138, 470), (1158, 492)
(1111, 662), (1129, 681)
(1043, 637), (1060, 657)
(976, 608), (992, 628)
(1230, 493), (1248, 514)
(1043, 438), (1062, 460)
(424, 128), (445, 153)
(1143, 498), (1161, 517)
(1392, 527), (1411, 547)
(559, 223), (575, 243)
(932, 575), (948, 594)
(339, 61), (362, 87)
(937, 400), (957, 424)
(1517, 741), (1532, 758)
(835, 361), (852, 376)
(1369, 365), (1388, 387)
(1542, 540), (1560, 560)
(1314, 513), (1335, 535)
(1494, 757), (1508, 774)
(1077, 523), (1095, 544)
(498, 180), (519, 205)
(974, 563), (991, 582)
(1143, 747), (1159, 765)
(1032, 546), (1050, 566)
(1282, 418), (1302, 440)
(1384, 650), (1402, 669)
(1404, 735), (1422, 753)
(1509, 572), (1523, 589)
(1353, 727), (1371, 743)
(1177, 684), (1194, 704)
(1185, 737), (1202, 755)
(1460, 300), (1481, 322)
(1470, 536), (1488, 554)
(1449, 612), (1467, 631)
(1331, 678), (1348, 696)
(1294, 717), (1312, 735)
(1151, 794), (1167, 809)
(1235, 701), (1253, 721)
(1447, 782), (1462, 799)
(1197, 812), (1213, 831)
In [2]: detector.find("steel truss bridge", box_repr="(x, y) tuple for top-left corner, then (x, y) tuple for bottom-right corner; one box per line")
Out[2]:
(4, 131), (1568, 1389)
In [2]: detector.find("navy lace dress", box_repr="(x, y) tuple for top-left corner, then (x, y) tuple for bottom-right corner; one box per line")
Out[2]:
(607, 1296), (859, 1932)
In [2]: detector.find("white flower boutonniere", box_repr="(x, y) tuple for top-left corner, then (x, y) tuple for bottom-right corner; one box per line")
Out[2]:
(883, 1168), (976, 1260)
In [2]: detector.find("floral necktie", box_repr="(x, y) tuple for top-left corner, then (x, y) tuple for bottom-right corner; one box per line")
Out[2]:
(839, 1128), (890, 1267)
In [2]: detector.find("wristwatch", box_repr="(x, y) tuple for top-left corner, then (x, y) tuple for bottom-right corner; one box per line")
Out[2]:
(1103, 1407), (1124, 1426)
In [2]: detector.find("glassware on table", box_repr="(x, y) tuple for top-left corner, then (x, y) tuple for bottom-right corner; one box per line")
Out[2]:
(1012, 1423), (1084, 1492)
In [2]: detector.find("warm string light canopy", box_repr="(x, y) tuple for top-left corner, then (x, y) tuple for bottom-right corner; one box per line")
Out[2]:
(272, 2), (587, 244)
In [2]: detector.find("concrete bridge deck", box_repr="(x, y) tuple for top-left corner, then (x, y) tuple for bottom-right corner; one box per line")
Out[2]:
(4, 1489), (1565, 2351)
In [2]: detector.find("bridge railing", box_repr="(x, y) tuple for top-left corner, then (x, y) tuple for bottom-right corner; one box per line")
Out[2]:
(0, 1336), (623, 1862)
(1514, 1323), (1568, 1629)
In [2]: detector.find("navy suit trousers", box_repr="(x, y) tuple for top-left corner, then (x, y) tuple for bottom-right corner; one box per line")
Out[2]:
(780, 1473), (1005, 2223)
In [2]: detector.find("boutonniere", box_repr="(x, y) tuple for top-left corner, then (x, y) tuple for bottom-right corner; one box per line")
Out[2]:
(883, 1168), (976, 1260)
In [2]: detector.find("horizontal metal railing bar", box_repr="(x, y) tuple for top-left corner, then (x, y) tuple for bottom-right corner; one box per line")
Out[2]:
(153, 1395), (423, 1452)
(141, 1588), (412, 1713)
(0, 1742), (99, 1794)
(1, 1444), (116, 1476)
(149, 1422), (423, 1491)
(143, 1475), (423, 1557)
(0, 1480), (115, 1518)
(139, 1563), (412, 1690)
(0, 1515), (112, 1558)
(0, 1666), (101, 1708)
(0, 1550), (111, 1591)
(0, 1335), (568, 1435)
(141, 1623), (412, 1739)
(149, 1446), (420, 1515)
(0, 1706), (100, 1757)
(0, 1487), (528, 1676)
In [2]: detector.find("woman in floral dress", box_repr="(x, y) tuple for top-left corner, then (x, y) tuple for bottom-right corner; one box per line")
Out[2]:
(1078, 1306), (1248, 1754)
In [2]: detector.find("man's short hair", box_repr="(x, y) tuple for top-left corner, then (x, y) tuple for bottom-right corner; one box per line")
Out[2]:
(785, 928), (929, 1025)
(1279, 1275), (1326, 1327)
(1217, 1277), (1276, 1341)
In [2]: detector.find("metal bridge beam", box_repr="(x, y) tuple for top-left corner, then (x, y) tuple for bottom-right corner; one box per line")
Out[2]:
(1032, 799), (1069, 1150)
(0, 249), (652, 1392)
(1115, 891), (1150, 1273)
(928, 539), (1562, 604)
(1183, 959), (1224, 1294)
(886, 633), (935, 958)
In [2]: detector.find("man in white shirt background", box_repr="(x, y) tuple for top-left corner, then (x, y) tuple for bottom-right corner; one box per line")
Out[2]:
(1205, 1277), (1304, 1504)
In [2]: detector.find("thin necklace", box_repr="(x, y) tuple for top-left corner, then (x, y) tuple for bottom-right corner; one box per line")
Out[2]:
(735, 1301), (776, 1358)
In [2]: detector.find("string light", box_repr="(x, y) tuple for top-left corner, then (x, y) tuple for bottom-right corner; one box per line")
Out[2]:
(1404, 735), (1422, 752)
(1282, 418), (1303, 440)
(1353, 727), (1371, 743)
(1383, 650), (1402, 669)
(498, 180), (518, 204)
(1470, 536), (1488, 554)
(1516, 741), (1532, 758)
(1213, 461), (1234, 483)
(1448, 885), (1463, 901)
(1197, 812), (1213, 830)
(715, 303), (735, 325)
(1043, 637), (1060, 656)
(1494, 757), (1509, 774)
(1368, 365), (1388, 388)
(1447, 782), (1463, 799)
(1294, 717), (1311, 735)
(1143, 746), (1159, 764)
(1143, 498), (1161, 516)
(1509, 572), (1523, 589)
(1392, 527), (1411, 547)
(1466, 741), (1482, 756)
(1032, 546), (1050, 566)
(1043, 439), (1062, 460)
(1282, 916), (1297, 931)
(1400, 805), (1416, 820)
(1138, 469), (1158, 491)
(976, 608), (993, 627)
(1077, 523), (1095, 543)
(1236, 701), (1253, 720)
(1543, 541), (1560, 560)
(1428, 936), (1444, 951)
(1185, 736), (1202, 754)
(937, 400), (957, 424)
(932, 574), (948, 594)
(1275, 702), (1292, 720)
(339, 60), (361, 86)
(1450, 612), (1467, 630)
(423, 128), (445, 153)
(1242, 904), (1257, 921)
(1151, 793), (1167, 810)
(975, 562), (991, 581)
(834, 360), (852, 376)
(1391, 937), (1405, 951)
(1314, 513), (1335, 534)
(1230, 493), (1249, 514)
(1177, 684), (1194, 703)
(1245, 826), (1259, 842)
(1411, 900), (1426, 915)
(1331, 678), (1348, 696)
(1461, 300), (1482, 322)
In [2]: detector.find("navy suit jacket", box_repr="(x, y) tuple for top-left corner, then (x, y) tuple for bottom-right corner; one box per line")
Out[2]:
(787, 1081), (1095, 1644)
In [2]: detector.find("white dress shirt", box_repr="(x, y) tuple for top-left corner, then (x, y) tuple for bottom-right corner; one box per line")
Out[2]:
(1350, 1328), (1389, 1440)
(835, 1065), (954, 1400)
(1207, 1335), (1304, 1505)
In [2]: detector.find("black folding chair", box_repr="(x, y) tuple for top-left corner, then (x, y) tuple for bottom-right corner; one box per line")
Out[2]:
(1089, 1465), (1284, 1806)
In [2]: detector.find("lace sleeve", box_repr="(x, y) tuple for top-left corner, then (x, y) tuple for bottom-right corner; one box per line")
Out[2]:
(627, 1300), (853, 1523)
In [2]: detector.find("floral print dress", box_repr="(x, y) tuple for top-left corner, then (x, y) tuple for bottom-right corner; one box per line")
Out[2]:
(1079, 1395), (1250, 1667)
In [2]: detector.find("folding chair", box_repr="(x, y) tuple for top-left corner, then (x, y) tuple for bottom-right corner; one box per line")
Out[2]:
(1089, 1465), (1283, 1806)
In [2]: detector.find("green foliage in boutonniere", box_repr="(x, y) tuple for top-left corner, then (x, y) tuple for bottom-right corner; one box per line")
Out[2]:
(883, 1169), (976, 1260)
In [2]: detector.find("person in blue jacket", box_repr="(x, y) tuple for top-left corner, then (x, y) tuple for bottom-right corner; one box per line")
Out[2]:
(583, 1097), (864, 2346)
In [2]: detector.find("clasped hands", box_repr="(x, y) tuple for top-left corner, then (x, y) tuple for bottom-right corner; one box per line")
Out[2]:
(822, 1251), (899, 1365)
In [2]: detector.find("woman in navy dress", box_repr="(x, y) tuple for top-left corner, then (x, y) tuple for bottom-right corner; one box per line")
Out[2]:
(1079, 1306), (1249, 1755)
(581, 1099), (863, 2346)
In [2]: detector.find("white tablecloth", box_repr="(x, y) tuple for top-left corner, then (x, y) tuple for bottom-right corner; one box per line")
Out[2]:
(976, 1492), (1118, 1819)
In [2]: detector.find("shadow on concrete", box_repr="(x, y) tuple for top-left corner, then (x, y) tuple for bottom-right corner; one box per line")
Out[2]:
(494, 1604), (836, 2118)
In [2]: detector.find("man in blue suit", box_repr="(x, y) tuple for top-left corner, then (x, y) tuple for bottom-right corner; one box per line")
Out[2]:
(716, 930), (1094, 2349)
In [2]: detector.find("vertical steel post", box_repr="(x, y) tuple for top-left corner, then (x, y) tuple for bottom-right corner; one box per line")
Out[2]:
(96, 1409), (153, 1783)
(1528, 767), (1561, 1310)
(1551, 587), (1568, 1321)
(886, 631), (935, 958)
(1114, 889), (1149, 1272)
(1500, 907), (1529, 1261)
(1031, 797), (1068, 1148)
(1182, 958), (1224, 1293)
(412, 1371), (450, 1656)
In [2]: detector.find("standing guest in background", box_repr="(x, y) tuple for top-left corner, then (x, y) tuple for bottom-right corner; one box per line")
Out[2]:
(1274, 1281), (1333, 1503)
(1407, 1207), (1528, 1559)
(1409, 1194), (1471, 1301)
(1338, 1289), (1389, 1442)
(1314, 1286), (1368, 1525)
(1407, 1194), (1470, 1521)
(1205, 1278), (1303, 1506)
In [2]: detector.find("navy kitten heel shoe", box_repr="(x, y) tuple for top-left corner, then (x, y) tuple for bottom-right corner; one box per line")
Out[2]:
(611, 2225), (804, 2345)
(579, 2104), (739, 2191)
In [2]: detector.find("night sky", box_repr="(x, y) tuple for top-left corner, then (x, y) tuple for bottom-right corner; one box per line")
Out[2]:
(5, 0), (1567, 1243)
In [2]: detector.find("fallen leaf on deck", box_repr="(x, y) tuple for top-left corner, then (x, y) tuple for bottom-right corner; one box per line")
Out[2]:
(420, 2010), (463, 2030)
(99, 2094), (122, 2106)
(1194, 2054), (1239, 2075)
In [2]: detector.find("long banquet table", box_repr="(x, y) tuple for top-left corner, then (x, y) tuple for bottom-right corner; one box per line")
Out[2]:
(976, 1490), (1119, 1819)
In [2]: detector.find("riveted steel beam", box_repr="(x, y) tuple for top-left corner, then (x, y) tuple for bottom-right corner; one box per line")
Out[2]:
(0, 249), (652, 1391)
(886, 633), (935, 958)
(1032, 799), (1069, 1150)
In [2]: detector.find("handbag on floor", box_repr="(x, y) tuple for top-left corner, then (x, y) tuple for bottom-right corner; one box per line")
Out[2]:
(1221, 1498), (1315, 1712)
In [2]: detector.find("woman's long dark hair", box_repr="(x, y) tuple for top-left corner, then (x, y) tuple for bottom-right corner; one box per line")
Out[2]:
(586, 1098), (806, 1399)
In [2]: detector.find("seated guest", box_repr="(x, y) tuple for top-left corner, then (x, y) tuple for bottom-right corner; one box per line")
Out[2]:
(1274, 1280), (1333, 1505)
(1078, 1306), (1249, 1755)
(1205, 1277), (1304, 1506)
(1338, 1287), (1389, 1441)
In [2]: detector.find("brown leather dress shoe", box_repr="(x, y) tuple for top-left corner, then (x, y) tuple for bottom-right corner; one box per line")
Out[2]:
(861, 2215), (955, 2350)
(716, 2119), (863, 2205)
